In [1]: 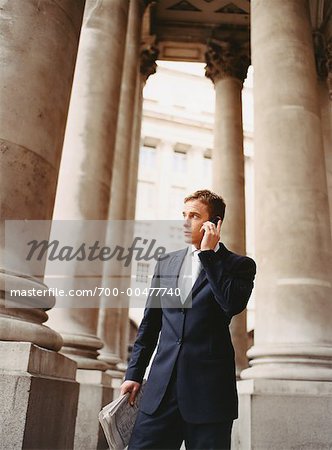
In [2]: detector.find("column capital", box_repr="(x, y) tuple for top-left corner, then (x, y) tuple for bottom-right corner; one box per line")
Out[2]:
(140, 42), (159, 83)
(205, 40), (250, 84)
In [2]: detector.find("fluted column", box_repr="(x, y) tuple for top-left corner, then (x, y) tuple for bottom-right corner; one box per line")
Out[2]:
(242, 0), (332, 381)
(108, 0), (147, 221)
(205, 40), (250, 376)
(0, 0), (85, 352)
(48, 0), (130, 371)
(97, 0), (146, 374)
(98, 37), (158, 373)
(119, 43), (159, 369)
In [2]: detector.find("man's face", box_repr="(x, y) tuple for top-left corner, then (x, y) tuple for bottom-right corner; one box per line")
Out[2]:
(182, 199), (210, 248)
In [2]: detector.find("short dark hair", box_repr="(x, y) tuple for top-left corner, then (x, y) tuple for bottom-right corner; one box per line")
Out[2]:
(184, 189), (226, 221)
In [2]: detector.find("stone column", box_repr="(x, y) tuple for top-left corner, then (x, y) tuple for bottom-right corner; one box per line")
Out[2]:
(0, 0), (85, 351)
(119, 43), (159, 370)
(97, 36), (158, 384)
(108, 0), (147, 222)
(0, 1), (85, 448)
(240, 0), (332, 382)
(98, 41), (157, 386)
(48, 0), (130, 372)
(205, 40), (250, 376)
(97, 0), (146, 384)
(232, 2), (332, 449)
(318, 36), (332, 235)
(46, 1), (130, 447)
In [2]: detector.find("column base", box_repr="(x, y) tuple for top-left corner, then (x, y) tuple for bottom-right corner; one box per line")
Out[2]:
(116, 360), (128, 372)
(232, 379), (332, 450)
(61, 332), (110, 371)
(0, 270), (63, 351)
(0, 314), (63, 351)
(0, 341), (79, 449)
(242, 344), (332, 381)
(98, 349), (122, 368)
(74, 369), (114, 450)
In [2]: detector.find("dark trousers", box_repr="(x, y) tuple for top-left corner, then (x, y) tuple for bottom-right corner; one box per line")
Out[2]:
(128, 368), (233, 450)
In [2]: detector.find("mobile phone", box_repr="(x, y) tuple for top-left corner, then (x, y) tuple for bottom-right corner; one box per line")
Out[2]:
(203, 216), (221, 234)
(210, 216), (221, 226)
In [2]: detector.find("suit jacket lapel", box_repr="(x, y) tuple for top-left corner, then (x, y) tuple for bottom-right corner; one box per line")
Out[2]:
(192, 267), (207, 295)
(181, 269), (207, 308)
(162, 247), (187, 287)
(182, 242), (229, 307)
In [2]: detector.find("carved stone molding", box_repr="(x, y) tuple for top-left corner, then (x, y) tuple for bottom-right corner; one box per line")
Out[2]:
(140, 43), (159, 82)
(167, 0), (201, 12)
(205, 40), (250, 84)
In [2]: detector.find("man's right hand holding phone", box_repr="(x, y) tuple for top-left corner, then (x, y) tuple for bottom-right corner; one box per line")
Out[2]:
(200, 216), (222, 251)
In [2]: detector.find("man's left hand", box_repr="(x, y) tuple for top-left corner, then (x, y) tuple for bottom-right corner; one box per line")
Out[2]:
(200, 219), (222, 251)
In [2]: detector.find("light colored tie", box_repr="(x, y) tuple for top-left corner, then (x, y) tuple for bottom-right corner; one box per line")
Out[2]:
(180, 249), (201, 304)
(191, 249), (202, 287)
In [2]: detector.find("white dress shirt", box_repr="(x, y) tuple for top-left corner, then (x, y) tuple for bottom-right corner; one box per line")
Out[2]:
(178, 242), (220, 304)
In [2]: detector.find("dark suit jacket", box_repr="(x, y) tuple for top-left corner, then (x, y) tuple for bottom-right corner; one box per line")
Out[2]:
(125, 243), (256, 423)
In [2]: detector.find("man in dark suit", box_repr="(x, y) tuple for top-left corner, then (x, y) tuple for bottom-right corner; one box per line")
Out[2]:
(121, 190), (256, 450)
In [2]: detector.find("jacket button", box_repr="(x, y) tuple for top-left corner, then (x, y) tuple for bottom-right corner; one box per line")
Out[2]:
(176, 338), (182, 345)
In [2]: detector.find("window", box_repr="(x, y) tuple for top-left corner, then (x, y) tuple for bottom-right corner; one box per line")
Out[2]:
(140, 146), (156, 169)
(172, 143), (190, 174)
(139, 136), (160, 169)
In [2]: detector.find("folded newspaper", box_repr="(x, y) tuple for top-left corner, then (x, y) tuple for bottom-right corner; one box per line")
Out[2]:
(99, 383), (145, 450)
